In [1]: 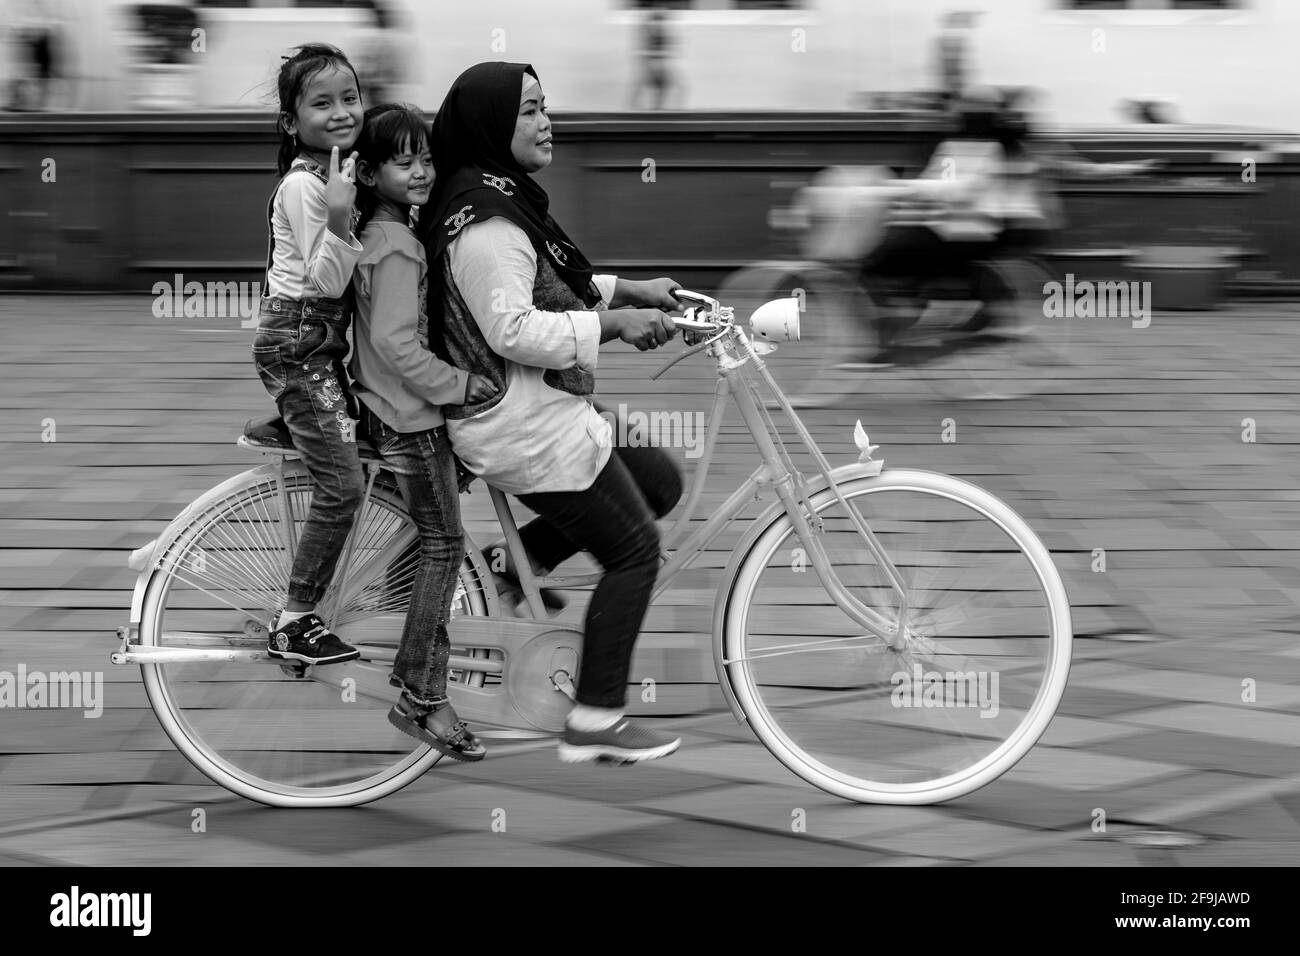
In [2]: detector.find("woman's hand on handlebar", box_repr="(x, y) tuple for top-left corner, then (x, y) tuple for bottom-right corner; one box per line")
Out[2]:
(603, 309), (678, 350)
(609, 277), (683, 311)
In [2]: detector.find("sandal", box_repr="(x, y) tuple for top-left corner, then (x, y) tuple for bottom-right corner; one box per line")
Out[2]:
(387, 695), (486, 762)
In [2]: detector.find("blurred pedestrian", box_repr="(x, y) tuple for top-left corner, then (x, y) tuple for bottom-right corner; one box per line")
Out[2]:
(128, 3), (202, 110)
(6, 0), (67, 111)
(630, 7), (680, 110)
(934, 9), (980, 111)
(352, 0), (413, 105)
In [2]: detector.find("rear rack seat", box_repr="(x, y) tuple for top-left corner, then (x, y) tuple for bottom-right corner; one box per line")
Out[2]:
(239, 416), (477, 491)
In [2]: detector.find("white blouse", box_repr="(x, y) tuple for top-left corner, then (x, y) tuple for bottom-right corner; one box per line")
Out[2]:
(444, 216), (618, 495)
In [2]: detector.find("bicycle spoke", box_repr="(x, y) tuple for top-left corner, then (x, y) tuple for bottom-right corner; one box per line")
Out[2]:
(329, 517), (419, 617)
(726, 631), (888, 664)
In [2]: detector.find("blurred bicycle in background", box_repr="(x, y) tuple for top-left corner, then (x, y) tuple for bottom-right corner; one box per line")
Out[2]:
(722, 90), (1163, 407)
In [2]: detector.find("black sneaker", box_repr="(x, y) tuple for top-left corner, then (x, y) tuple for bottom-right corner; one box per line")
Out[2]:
(557, 719), (681, 765)
(267, 613), (359, 665)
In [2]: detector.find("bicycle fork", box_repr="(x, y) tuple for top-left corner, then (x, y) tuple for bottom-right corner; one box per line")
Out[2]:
(726, 332), (914, 650)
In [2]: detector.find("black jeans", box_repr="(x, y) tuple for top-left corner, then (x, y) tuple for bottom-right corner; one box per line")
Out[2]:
(252, 296), (365, 606)
(363, 408), (465, 704)
(515, 408), (683, 709)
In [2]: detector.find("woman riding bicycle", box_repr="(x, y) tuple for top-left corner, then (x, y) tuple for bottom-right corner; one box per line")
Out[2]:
(424, 61), (689, 764)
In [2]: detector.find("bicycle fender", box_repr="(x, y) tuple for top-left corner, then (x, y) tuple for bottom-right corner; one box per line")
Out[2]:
(123, 557), (153, 628)
(709, 460), (886, 725)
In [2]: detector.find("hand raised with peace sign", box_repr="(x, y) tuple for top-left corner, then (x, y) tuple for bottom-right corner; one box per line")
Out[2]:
(325, 145), (360, 241)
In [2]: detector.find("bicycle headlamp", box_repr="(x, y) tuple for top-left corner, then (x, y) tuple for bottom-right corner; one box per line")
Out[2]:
(749, 297), (801, 343)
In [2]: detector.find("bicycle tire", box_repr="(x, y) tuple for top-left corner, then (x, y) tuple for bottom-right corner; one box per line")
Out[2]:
(719, 468), (1071, 804)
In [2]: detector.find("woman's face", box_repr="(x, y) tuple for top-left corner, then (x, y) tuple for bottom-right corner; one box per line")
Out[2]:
(510, 75), (552, 172)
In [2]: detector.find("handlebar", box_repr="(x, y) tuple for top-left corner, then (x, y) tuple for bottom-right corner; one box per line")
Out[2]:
(671, 289), (727, 335)
(673, 314), (721, 333)
(651, 287), (798, 379)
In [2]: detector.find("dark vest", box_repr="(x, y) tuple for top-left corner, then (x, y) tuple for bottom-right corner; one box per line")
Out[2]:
(435, 248), (597, 421)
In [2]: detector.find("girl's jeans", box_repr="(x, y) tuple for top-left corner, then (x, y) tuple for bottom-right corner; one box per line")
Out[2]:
(363, 408), (464, 705)
(252, 296), (365, 606)
(514, 404), (683, 709)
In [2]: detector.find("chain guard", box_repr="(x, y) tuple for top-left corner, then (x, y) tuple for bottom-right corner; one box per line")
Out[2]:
(505, 625), (585, 733)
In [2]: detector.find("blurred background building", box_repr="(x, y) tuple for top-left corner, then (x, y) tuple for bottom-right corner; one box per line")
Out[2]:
(0, 0), (1294, 128)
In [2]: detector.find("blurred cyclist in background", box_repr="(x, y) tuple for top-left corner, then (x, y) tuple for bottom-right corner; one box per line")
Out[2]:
(979, 87), (1162, 260)
(796, 87), (1162, 363)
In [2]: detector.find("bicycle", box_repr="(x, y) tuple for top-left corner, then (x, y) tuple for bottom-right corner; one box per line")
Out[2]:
(114, 290), (1072, 808)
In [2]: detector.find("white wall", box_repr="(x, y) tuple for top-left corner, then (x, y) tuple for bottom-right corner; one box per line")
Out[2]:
(410, 0), (1300, 128)
(7, 0), (1295, 131)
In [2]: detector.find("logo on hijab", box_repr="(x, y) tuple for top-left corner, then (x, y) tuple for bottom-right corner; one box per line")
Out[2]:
(546, 241), (568, 265)
(483, 174), (516, 196)
(445, 205), (476, 236)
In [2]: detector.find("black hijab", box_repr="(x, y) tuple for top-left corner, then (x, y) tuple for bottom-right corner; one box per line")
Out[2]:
(424, 62), (597, 305)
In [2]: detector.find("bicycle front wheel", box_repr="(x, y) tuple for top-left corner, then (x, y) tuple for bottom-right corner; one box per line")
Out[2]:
(720, 469), (1071, 804)
(138, 465), (493, 807)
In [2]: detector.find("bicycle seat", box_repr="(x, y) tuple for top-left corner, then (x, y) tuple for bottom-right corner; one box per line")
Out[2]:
(240, 415), (382, 460)
(240, 415), (478, 492)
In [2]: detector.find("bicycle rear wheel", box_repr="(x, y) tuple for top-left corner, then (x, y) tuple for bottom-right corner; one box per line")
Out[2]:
(719, 469), (1071, 804)
(713, 261), (876, 408)
(138, 465), (494, 807)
